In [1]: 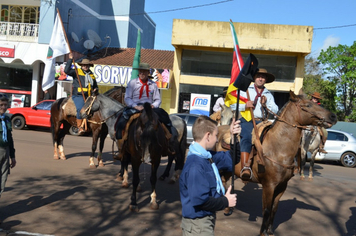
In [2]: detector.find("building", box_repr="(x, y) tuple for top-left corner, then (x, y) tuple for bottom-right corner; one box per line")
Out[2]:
(0, 0), (155, 107)
(169, 19), (313, 114)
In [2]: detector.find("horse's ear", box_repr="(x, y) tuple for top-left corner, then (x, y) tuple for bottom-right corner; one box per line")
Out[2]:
(298, 88), (304, 95)
(289, 90), (299, 102)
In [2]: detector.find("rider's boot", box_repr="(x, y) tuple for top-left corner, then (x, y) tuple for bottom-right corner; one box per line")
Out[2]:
(76, 119), (86, 135)
(240, 152), (252, 181)
(319, 140), (328, 154)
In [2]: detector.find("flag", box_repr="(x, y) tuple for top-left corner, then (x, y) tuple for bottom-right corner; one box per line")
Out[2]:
(42, 12), (70, 91)
(130, 29), (141, 80)
(224, 21), (252, 121)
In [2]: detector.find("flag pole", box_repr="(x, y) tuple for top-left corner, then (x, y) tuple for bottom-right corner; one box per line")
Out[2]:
(56, 8), (85, 101)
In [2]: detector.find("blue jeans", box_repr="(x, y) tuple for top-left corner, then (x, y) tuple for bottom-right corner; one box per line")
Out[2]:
(239, 117), (261, 153)
(72, 95), (86, 119)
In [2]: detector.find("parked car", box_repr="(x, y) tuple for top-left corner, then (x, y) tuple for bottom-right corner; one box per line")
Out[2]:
(171, 113), (200, 145)
(6, 100), (82, 136)
(310, 129), (356, 167)
(7, 100), (55, 130)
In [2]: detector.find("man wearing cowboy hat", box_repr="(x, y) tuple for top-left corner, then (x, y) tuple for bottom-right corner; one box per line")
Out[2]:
(310, 92), (328, 154)
(115, 62), (174, 160)
(213, 86), (228, 112)
(65, 53), (98, 134)
(237, 68), (279, 181)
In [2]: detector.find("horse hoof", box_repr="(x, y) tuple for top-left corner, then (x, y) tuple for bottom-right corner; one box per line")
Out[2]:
(150, 202), (159, 210)
(116, 174), (123, 181)
(60, 156), (66, 160)
(98, 162), (104, 167)
(54, 156), (59, 160)
(308, 177), (313, 181)
(300, 176), (305, 180)
(129, 205), (139, 212)
(89, 164), (97, 169)
(122, 182), (129, 188)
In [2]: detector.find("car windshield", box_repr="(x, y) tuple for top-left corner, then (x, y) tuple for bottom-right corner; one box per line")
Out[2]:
(35, 101), (53, 110)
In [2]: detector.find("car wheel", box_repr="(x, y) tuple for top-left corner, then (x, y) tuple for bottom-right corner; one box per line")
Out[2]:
(340, 152), (356, 168)
(12, 116), (25, 130)
(69, 126), (80, 136)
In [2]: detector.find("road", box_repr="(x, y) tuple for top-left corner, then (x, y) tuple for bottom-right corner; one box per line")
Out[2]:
(0, 128), (355, 236)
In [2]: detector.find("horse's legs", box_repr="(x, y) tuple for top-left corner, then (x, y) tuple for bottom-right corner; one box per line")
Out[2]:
(300, 146), (307, 180)
(52, 121), (61, 160)
(121, 158), (129, 188)
(260, 183), (277, 236)
(149, 156), (161, 210)
(57, 122), (70, 160)
(159, 154), (173, 181)
(309, 150), (318, 181)
(97, 125), (108, 167)
(129, 161), (141, 212)
(89, 125), (100, 168)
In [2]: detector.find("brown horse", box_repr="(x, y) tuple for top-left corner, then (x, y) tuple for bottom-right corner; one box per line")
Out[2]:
(50, 86), (125, 168)
(81, 92), (169, 211)
(217, 91), (337, 236)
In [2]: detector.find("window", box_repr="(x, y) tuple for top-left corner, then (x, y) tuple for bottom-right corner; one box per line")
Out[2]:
(180, 49), (297, 82)
(36, 101), (53, 110)
(0, 5), (40, 24)
(327, 131), (348, 141)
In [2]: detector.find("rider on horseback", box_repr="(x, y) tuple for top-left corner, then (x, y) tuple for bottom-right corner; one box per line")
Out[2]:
(115, 62), (174, 160)
(65, 53), (98, 134)
(234, 68), (279, 181)
(310, 92), (328, 154)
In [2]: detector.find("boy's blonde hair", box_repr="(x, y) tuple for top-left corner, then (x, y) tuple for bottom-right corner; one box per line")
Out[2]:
(192, 115), (218, 142)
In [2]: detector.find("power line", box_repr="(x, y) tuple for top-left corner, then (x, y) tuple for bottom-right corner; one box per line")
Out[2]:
(314, 23), (356, 30)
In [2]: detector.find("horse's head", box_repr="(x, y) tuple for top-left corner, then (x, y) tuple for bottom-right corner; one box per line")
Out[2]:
(220, 104), (234, 126)
(80, 90), (100, 119)
(289, 91), (337, 128)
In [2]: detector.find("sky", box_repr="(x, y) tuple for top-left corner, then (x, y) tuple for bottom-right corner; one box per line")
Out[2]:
(145, 0), (356, 57)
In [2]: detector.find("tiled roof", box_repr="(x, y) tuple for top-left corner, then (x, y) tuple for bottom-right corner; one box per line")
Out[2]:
(86, 48), (174, 69)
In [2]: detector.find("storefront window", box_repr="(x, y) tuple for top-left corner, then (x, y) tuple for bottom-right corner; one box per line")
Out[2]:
(181, 49), (297, 82)
(0, 63), (32, 91)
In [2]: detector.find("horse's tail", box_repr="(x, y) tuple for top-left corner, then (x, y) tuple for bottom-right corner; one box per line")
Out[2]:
(140, 103), (158, 156)
(176, 118), (188, 170)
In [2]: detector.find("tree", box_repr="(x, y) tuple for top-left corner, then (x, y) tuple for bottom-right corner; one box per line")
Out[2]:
(303, 55), (337, 114)
(318, 41), (356, 121)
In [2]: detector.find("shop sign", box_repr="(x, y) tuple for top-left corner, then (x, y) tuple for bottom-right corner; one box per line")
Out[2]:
(189, 93), (211, 116)
(0, 45), (15, 58)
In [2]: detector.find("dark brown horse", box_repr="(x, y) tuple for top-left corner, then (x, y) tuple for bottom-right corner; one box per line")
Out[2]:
(81, 92), (169, 211)
(217, 91), (337, 236)
(50, 86), (125, 168)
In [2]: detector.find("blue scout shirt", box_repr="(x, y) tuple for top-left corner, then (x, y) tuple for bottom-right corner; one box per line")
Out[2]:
(179, 150), (232, 219)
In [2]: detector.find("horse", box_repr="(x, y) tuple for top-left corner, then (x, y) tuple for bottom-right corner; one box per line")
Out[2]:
(159, 114), (188, 184)
(50, 86), (125, 168)
(80, 92), (170, 211)
(210, 104), (234, 126)
(296, 126), (321, 181)
(218, 91), (336, 236)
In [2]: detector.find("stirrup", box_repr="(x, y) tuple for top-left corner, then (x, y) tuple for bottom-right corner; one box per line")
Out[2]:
(240, 166), (252, 180)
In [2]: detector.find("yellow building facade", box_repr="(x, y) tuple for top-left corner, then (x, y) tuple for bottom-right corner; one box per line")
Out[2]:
(166, 19), (313, 114)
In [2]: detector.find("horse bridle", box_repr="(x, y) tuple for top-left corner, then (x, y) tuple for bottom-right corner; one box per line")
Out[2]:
(84, 95), (122, 125)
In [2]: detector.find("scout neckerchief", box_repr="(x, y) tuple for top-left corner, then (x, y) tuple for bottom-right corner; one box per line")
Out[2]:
(0, 114), (7, 142)
(188, 142), (225, 195)
(139, 78), (149, 99)
(253, 84), (264, 109)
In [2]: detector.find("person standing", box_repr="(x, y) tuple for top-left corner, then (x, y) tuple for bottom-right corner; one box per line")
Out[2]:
(310, 92), (328, 153)
(238, 68), (279, 181)
(213, 87), (228, 112)
(0, 93), (16, 201)
(180, 115), (239, 235)
(43, 89), (51, 100)
(64, 53), (98, 134)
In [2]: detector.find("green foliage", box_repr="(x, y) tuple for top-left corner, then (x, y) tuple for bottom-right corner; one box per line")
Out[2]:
(317, 41), (356, 121)
(303, 55), (337, 114)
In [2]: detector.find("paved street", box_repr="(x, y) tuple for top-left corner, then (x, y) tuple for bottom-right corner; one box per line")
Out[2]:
(0, 129), (355, 236)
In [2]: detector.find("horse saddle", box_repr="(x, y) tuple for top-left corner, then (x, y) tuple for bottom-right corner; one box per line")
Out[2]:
(252, 120), (272, 145)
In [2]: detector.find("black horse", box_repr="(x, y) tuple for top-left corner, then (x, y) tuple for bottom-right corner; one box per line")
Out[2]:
(81, 91), (170, 211)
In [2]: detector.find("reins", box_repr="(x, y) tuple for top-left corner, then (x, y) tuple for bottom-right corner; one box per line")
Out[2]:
(84, 95), (122, 124)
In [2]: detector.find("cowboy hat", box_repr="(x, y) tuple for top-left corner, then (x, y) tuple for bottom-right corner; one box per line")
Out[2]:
(311, 92), (322, 100)
(255, 68), (275, 83)
(135, 62), (150, 71)
(78, 59), (94, 67)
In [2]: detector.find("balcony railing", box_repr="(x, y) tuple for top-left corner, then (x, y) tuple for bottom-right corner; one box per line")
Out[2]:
(0, 21), (39, 42)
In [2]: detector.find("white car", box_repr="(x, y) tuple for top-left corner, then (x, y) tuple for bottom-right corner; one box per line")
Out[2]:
(171, 113), (200, 145)
(311, 129), (356, 167)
